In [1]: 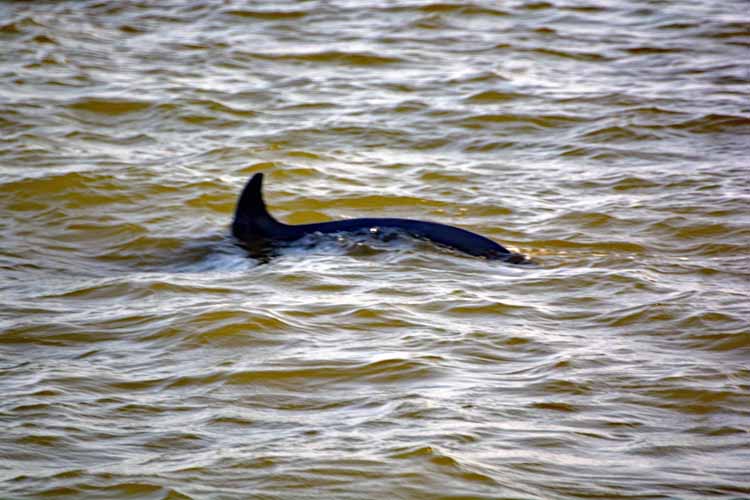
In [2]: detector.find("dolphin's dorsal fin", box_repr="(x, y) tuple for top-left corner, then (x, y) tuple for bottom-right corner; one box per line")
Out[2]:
(232, 173), (279, 240)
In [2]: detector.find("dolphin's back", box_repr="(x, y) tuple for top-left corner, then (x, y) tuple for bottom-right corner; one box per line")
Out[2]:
(296, 218), (510, 257)
(231, 173), (517, 260)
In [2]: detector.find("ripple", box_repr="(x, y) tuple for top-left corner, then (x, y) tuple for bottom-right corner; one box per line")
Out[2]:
(465, 90), (531, 102)
(415, 3), (509, 17)
(253, 50), (404, 66)
(2, 0), (750, 498)
(0, 170), (120, 199)
(66, 98), (152, 115)
(687, 332), (750, 352)
(228, 357), (440, 386)
(672, 113), (750, 133)
(222, 8), (307, 20)
(528, 47), (611, 62)
(458, 112), (583, 129)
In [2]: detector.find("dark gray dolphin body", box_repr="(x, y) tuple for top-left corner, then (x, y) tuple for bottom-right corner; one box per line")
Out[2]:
(232, 173), (524, 262)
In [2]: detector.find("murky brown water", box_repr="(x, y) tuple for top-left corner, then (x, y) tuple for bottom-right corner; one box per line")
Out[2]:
(1, 1), (749, 499)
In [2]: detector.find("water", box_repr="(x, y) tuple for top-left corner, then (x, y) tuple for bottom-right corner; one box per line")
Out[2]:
(1, 1), (749, 499)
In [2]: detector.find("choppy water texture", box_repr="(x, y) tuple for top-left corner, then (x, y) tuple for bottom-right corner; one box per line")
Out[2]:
(1, 1), (749, 499)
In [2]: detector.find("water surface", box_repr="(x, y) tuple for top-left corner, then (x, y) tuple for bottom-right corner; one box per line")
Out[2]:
(1, 1), (749, 499)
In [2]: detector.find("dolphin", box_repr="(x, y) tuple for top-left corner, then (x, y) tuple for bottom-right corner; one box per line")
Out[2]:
(232, 173), (525, 262)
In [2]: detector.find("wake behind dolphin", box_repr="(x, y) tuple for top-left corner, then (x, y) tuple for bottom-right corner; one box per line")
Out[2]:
(232, 173), (525, 263)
